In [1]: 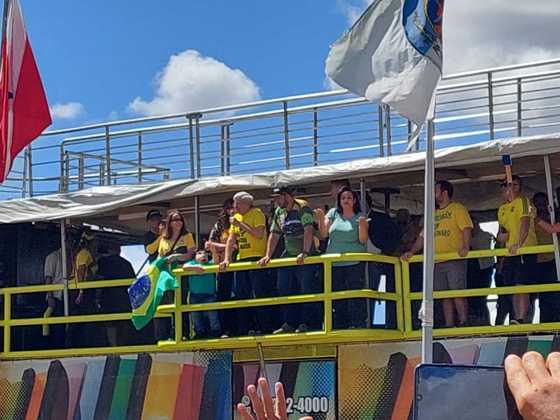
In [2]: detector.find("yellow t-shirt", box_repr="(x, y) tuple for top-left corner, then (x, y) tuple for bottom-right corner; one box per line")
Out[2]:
(158, 233), (196, 257)
(73, 248), (97, 281)
(434, 201), (473, 254)
(498, 196), (537, 248)
(231, 207), (267, 260)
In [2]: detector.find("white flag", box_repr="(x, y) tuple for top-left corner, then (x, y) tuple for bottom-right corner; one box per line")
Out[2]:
(326, 0), (444, 125)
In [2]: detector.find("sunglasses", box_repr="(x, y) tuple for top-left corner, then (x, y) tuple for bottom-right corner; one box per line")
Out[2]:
(500, 183), (520, 188)
(170, 218), (183, 222)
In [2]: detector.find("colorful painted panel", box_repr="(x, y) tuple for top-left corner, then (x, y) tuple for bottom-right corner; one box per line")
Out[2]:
(338, 335), (560, 420)
(233, 359), (336, 420)
(0, 351), (232, 420)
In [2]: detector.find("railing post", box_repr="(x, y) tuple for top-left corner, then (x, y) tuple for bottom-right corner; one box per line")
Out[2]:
(194, 195), (201, 248)
(78, 153), (85, 190)
(226, 124), (231, 175)
(64, 152), (70, 190)
(488, 72), (495, 140)
(516, 77), (523, 137)
(282, 101), (291, 169)
(220, 125), (226, 176)
(27, 145), (33, 197)
(137, 132), (143, 182)
(22, 147), (28, 198)
(99, 162), (105, 186)
(188, 116), (195, 179)
(378, 105), (385, 157)
(174, 286), (183, 343)
(324, 260), (333, 333)
(59, 144), (66, 192)
(394, 259), (404, 333)
(384, 104), (392, 156)
(3, 292), (10, 355)
(312, 108), (319, 166)
(401, 260), (412, 333)
(195, 114), (202, 178)
(104, 126), (111, 185)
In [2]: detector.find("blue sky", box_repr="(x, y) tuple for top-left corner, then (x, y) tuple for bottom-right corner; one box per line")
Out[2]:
(19, 1), (560, 128)
(23, 0), (353, 127)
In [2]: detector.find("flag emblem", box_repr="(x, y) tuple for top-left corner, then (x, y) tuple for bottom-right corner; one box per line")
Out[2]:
(403, 0), (444, 70)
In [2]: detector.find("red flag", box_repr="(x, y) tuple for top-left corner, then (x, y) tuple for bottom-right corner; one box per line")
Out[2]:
(0, 0), (51, 183)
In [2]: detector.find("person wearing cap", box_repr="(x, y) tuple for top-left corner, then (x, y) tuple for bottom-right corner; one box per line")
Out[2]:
(258, 186), (320, 334)
(144, 209), (163, 263)
(497, 175), (538, 324)
(220, 191), (272, 335)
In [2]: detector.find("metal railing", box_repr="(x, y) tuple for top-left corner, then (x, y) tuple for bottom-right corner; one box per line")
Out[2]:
(2, 58), (559, 199)
(2, 246), (560, 359)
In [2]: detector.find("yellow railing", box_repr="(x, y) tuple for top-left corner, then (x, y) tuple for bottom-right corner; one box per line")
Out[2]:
(401, 244), (560, 337)
(2, 245), (560, 359)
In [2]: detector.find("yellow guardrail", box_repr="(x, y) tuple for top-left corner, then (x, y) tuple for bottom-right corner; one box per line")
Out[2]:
(1, 245), (560, 359)
(401, 244), (560, 338)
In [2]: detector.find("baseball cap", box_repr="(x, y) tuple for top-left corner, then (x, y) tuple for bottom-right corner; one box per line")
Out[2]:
(146, 209), (163, 221)
(271, 186), (293, 197)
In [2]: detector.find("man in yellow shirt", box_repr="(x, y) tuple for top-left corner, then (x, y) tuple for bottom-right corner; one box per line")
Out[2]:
(497, 175), (538, 324)
(403, 180), (473, 327)
(220, 191), (272, 335)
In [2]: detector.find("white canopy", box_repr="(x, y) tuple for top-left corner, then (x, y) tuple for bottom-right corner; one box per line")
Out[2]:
(1, 133), (559, 225)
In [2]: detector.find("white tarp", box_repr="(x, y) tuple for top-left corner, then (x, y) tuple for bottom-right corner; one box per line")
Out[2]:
(0, 133), (559, 224)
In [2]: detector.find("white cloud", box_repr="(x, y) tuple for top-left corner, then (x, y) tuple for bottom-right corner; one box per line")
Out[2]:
(129, 49), (261, 116)
(49, 102), (85, 120)
(337, 0), (373, 26)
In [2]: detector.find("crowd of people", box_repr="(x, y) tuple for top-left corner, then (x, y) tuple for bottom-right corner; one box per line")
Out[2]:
(41, 176), (560, 347)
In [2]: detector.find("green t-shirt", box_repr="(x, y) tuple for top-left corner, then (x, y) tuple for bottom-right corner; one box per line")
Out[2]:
(184, 260), (216, 295)
(271, 199), (315, 257)
(326, 208), (366, 266)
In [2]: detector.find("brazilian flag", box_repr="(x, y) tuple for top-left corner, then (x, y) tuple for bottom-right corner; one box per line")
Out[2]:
(128, 257), (178, 330)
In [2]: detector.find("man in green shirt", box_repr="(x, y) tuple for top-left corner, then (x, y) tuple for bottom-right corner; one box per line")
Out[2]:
(259, 186), (321, 334)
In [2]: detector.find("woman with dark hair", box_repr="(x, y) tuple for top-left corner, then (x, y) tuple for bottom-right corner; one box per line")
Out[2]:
(158, 210), (196, 265)
(156, 210), (196, 340)
(206, 198), (236, 336)
(316, 186), (368, 328)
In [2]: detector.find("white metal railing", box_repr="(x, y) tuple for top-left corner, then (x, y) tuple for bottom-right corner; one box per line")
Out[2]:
(3, 58), (560, 199)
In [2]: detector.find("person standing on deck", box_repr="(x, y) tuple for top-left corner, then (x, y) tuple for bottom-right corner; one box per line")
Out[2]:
(144, 209), (163, 263)
(220, 192), (273, 335)
(316, 186), (368, 329)
(402, 180), (473, 328)
(206, 198), (236, 337)
(497, 175), (538, 324)
(258, 186), (321, 334)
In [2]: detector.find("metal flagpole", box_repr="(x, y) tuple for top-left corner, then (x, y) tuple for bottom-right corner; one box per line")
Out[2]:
(421, 119), (436, 363)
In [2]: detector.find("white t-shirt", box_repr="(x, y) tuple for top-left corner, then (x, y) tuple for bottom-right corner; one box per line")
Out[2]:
(44, 249), (64, 299)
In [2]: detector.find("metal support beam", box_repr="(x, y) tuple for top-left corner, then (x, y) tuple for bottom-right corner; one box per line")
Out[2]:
(378, 105), (384, 157)
(312, 109), (319, 166)
(195, 115), (202, 178)
(385, 104), (392, 156)
(194, 195), (201, 248)
(78, 153), (85, 190)
(60, 220), (69, 317)
(488, 72), (495, 140)
(282, 101), (291, 169)
(188, 117), (195, 179)
(544, 155), (560, 283)
(421, 119), (436, 363)
(220, 125), (226, 176)
(104, 126), (111, 185)
(516, 78), (523, 137)
(226, 124), (231, 175)
(27, 145), (33, 197)
(137, 132), (143, 182)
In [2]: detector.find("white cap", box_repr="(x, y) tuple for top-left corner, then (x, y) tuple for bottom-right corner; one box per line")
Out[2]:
(233, 191), (254, 203)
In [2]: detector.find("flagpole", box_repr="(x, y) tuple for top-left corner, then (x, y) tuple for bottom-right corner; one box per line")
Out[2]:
(421, 118), (435, 363)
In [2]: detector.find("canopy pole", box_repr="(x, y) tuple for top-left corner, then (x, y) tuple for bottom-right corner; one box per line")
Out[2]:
(543, 155), (560, 282)
(421, 119), (436, 363)
(60, 219), (69, 317)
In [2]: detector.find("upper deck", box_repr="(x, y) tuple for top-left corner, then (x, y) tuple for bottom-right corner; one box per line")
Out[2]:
(2, 58), (560, 200)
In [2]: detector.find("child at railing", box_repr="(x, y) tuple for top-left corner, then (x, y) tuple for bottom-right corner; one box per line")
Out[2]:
(183, 250), (221, 338)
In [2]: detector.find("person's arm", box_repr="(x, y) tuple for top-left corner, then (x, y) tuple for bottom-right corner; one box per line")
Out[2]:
(459, 227), (472, 257)
(296, 225), (314, 265)
(259, 232), (280, 266)
(536, 218), (560, 234)
(144, 235), (161, 256)
(510, 216), (530, 254)
(219, 233), (238, 270)
(401, 232), (424, 261)
(358, 216), (368, 245)
(232, 218), (265, 239)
